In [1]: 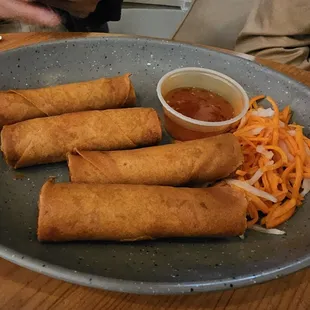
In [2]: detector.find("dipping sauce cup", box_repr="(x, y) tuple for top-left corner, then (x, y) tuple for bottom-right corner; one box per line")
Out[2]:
(157, 67), (249, 141)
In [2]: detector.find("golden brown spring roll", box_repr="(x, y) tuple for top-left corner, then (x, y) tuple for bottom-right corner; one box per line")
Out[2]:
(1, 108), (161, 168)
(37, 180), (248, 242)
(68, 134), (243, 186)
(0, 74), (136, 127)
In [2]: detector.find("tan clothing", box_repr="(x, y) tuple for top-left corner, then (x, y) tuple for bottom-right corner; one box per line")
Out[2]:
(174, 0), (310, 70)
(174, 0), (254, 50)
(235, 0), (310, 70)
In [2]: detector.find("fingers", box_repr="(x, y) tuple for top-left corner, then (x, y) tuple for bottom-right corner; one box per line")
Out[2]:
(1, 0), (61, 26)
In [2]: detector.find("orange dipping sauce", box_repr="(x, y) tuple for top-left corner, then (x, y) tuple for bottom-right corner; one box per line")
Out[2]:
(164, 87), (234, 141)
(164, 87), (234, 122)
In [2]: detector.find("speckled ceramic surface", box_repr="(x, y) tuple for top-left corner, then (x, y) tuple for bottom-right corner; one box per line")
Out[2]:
(0, 37), (310, 295)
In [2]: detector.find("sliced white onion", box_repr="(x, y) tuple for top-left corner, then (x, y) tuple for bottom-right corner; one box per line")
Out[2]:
(251, 127), (264, 135)
(301, 179), (310, 197)
(279, 140), (294, 162)
(251, 108), (275, 118)
(251, 225), (286, 235)
(301, 189), (310, 197)
(238, 116), (247, 129)
(226, 179), (278, 203)
(288, 130), (296, 137)
(248, 168), (263, 185)
(256, 145), (274, 160)
(279, 121), (285, 128)
(266, 152), (274, 160)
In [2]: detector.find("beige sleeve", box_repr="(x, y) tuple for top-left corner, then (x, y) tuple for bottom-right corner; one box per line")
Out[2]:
(235, 0), (310, 70)
(173, 0), (254, 50)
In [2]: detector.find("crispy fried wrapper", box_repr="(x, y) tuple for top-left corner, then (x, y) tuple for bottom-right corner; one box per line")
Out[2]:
(0, 74), (136, 127)
(37, 180), (248, 242)
(1, 108), (162, 168)
(68, 134), (243, 186)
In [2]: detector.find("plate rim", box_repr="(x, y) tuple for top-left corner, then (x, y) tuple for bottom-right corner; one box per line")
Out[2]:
(1, 244), (308, 295)
(1, 36), (310, 294)
(0, 35), (309, 92)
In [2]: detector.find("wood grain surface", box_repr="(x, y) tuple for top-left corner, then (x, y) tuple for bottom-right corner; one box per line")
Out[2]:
(1, 32), (310, 310)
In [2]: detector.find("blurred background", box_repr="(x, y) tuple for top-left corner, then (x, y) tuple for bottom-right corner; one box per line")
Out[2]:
(110, 0), (255, 50)
(0, 0), (258, 51)
(110, 0), (192, 39)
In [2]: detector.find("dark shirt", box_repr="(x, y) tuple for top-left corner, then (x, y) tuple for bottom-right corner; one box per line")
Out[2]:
(58, 0), (123, 32)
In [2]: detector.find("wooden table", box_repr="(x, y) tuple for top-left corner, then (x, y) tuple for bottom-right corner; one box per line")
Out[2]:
(1, 32), (310, 310)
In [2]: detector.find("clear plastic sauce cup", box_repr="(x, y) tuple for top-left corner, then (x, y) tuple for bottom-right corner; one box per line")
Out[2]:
(157, 67), (249, 141)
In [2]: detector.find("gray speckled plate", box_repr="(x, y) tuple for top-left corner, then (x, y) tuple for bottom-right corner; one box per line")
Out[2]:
(0, 37), (310, 295)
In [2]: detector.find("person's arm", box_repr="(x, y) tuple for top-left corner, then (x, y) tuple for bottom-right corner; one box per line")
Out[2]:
(40, 0), (123, 32)
(39, 0), (101, 18)
(0, 0), (60, 26)
(235, 0), (310, 70)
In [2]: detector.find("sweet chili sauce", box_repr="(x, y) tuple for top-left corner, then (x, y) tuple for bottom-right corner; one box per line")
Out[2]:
(164, 87), (234, 141)
(165, 87), (234, 122)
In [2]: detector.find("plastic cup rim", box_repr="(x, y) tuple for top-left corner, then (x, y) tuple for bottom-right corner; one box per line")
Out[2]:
(156, 67), (250, 127)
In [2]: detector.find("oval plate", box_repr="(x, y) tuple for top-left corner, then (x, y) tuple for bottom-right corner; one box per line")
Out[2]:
(0, 37), (310, 295)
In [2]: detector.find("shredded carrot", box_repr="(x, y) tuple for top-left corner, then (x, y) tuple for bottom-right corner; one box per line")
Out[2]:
(234, 124), (267, 136)
(304, 166), (310, 172)
(260, 216), (267, 225)
(262, 169), (271, 192)
(296, 126), (306, 163)
(250, 95), (266, 109)
(267, 170), (280, 193)
(239, 136), (256, 148)
(233, 95), (310, 228)
(266, 206), (296, 228)
(304, 137), (310, 148)
(247, 137), (270, 142)
(282, 163), (296, 193)
(264, 145), (288, 164)
(293, 156), (303, 199)
(266, 96), (280, 145)
(266, 199), (296, 228)
(247, 202), (259, 228)
(247, 192), (270, 214)
(262, 159), (283, 172)
(289, 172), (310, 179)
(236, 170), (247, 177)
(279, 129), (298, 155)
(274, 191), (287, 202)
(268, 198), (296, 219)
(280, 106), (291, 123)
(254, 182), (261, 189)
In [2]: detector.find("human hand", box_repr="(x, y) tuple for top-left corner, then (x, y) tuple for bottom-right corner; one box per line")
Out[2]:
(39, 0), (101, 18)
(0, 0), (60, 26)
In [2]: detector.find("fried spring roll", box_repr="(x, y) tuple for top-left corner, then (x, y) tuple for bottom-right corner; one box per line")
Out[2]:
(1, 108), (161, 168)
(68, 134), (243, 186)
(37, 180), (248, 242)
(0, 74), (136, 127)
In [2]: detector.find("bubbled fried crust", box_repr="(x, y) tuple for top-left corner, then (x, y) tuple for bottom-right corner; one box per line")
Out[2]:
(1, 108), (162, 168)
(37, 180), (247, 242)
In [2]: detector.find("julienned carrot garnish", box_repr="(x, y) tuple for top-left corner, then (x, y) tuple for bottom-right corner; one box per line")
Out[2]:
(230, 96), (310, 229)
